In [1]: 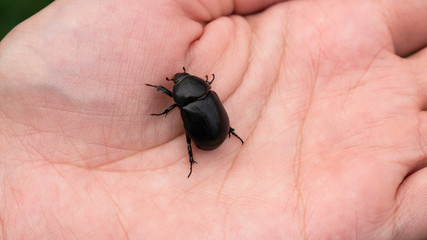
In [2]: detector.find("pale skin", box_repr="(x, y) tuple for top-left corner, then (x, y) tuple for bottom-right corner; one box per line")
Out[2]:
(1, 0), (427, 239)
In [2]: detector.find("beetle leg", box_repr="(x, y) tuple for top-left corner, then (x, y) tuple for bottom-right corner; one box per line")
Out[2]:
(150, 103), (178, 117)
(186, 133), (197, 178)
(145, 84), (172, 97)
(228, 127), (244, 145)
(205, 74), (215, 85)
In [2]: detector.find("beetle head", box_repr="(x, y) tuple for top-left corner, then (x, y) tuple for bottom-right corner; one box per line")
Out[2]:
(167, 68), (189, 84)
(172, 72), (189, 84)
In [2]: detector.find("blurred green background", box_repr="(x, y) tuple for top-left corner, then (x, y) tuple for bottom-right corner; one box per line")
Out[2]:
(0, 0), (53, 40)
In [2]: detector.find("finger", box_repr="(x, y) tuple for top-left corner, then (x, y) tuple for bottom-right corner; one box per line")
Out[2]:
(380, 0), (427, 56)
(393, 110), (427, 240)
(233, 0), (287, 14)
(183, 0), (287, 21)
(395, 167), (427, 239)
(406, 48), (427, 109)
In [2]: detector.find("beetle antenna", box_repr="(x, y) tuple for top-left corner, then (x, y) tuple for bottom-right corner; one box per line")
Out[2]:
(166, 77), (171, 81)
(182, 67), (186, 73)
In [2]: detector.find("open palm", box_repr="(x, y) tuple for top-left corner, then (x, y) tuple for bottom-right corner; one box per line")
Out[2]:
(1, 0), (427, 239)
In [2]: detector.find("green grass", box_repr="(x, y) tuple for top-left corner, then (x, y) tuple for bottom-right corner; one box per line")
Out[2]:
(0, 0), (53, 40)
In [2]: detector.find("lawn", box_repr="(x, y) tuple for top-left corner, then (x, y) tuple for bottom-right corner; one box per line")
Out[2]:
(0, 0), (53, 40)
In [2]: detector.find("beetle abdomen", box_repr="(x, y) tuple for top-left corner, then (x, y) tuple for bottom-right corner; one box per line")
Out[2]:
(180, 91), (230, 150)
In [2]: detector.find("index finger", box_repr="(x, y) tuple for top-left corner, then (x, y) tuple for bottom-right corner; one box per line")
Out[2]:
(380, 0), (427, 56)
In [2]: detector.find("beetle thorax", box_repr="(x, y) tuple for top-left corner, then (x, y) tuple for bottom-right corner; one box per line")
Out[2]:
(172, 76), (211, 106)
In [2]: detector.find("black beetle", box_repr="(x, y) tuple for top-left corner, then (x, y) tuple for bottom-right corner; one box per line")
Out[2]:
(146, 67), (243, 177)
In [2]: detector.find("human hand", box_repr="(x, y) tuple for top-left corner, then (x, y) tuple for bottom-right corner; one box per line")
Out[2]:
(1, 0), (427, 239)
